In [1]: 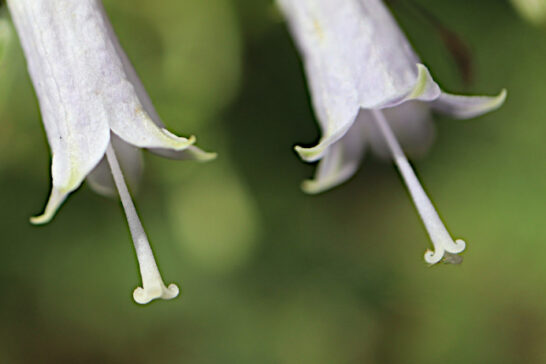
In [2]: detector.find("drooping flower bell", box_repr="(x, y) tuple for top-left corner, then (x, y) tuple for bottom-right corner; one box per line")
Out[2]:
(277, 0), (506, 264)
(7, 0), (215, 303)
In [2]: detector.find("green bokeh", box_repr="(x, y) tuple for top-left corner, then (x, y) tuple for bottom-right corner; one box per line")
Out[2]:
(1, 0), (545, 363)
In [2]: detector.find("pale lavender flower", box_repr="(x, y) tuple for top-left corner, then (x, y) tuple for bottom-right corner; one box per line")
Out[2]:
(278, 0), (506, 264)
(8, 0), (215, 303)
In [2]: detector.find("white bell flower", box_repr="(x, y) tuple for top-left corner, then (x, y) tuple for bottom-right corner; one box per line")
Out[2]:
(8, 0), (215, 303)
(278, 0), (506, 264)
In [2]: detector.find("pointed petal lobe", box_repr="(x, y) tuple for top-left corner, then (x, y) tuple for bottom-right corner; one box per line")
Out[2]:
(30, 187), (70, 225)
(294, 109), (359, 163)
(302, 112), (367, 194)
(432, 89), (507, 119)
(150, 145), (217, 161)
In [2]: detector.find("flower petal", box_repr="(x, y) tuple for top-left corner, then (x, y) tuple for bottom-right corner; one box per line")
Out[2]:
(432, 89), (507, 119)
(280, 0), (439, 162)
(7, 0), (112, 224)
(294, 64), (440, 163)
(108, 107), (196, 151)
(29, 125), (110, 225)
(369, 64), (442, 110)
(294, 110), (358, 163)
(302, 111), (367, 194)
(29, 188), (70, 225)
(87, 134), (143, 197)
(150, 145), (217, 161)
(97, 1), (206, 155)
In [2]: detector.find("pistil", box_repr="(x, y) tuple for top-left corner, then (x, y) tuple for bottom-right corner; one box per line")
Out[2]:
(106, 143), (179, 303)
(371, 109), (466, 264)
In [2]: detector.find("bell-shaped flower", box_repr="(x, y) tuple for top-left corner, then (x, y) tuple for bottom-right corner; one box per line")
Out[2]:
(277, 0), (506, 264)
(8, 0), (215, 303)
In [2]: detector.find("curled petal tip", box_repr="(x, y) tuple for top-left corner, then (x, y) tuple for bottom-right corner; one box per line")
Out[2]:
(474, 88), (508, 116)
(29, 213), (54, 225)
(301, 164), (361, 195)
(148, 144), (217, 161)
(133, 282), (180, 305)
(294, 144), (325, 162)
(301, 174), (346, 195)
(493, 88), (508, 108)
(408, 64), (435, 99)
(295, 121), (356, 163)
(433, 88), (508, 119)
(186, 135), (197, 145)
(196, 151), (218, 162)
(301, 179), (324, 194)
(29, 187), (71, 225)
(160, 129), (197, 151)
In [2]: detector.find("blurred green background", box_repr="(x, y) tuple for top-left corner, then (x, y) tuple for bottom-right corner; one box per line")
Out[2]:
(0, 0), (545, 363)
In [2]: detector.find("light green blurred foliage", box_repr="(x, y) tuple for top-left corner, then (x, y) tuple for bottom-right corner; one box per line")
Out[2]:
(167, 160), (261, 273)
(0, 15), (12, 67)
(511, 0), (546, 25)
(0, 0), (546, 363)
